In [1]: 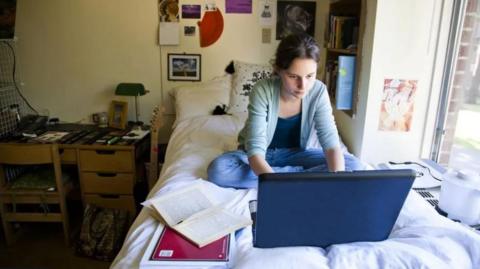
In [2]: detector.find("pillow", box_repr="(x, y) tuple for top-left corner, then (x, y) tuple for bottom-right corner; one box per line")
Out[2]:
(227, 60), (273, 114)
(171, 75), (231, 127)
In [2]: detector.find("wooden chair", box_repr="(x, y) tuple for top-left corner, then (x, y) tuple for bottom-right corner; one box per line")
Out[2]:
(0, 143), (70, 246)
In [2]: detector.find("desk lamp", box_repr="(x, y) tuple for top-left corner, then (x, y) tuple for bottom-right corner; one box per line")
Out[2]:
(115, 83), (149, 127)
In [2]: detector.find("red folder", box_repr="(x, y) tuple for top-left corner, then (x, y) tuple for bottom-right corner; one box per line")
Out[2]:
(142, 225), (231, 267)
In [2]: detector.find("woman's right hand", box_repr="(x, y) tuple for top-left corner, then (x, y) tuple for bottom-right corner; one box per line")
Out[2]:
(248, 154), (274, 175)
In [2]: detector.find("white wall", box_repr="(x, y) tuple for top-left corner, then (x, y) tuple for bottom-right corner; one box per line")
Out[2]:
(334, 0), (454, 164)
(14, 0), (327, 143)
(15, 0), (161, 131)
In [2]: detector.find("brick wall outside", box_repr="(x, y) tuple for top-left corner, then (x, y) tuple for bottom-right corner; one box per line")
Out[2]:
(438, 0), (479, 166)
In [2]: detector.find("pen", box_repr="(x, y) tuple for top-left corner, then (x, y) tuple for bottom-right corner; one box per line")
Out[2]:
(107, 136), (121, 145)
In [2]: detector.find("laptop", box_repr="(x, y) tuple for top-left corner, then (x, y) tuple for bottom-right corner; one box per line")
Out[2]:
(253, 169), (416, 248)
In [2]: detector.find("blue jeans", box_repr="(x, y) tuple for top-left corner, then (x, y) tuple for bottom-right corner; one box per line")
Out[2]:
(207, 148), (365, 189)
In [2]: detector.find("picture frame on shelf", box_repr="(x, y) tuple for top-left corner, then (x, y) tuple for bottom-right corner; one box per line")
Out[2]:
(167, 53), (201, 81)
(109, 100), (128, 129)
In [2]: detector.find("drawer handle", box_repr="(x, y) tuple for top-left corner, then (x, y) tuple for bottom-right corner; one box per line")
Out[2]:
(99, 194), (120, 199)
(96, 173), (117, 177)
(95, 150), (115, 155)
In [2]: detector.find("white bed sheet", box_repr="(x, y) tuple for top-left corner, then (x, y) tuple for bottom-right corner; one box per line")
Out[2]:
(111, 114), (480, 269)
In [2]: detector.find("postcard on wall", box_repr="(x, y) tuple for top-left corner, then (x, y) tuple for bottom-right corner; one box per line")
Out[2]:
(259, 0), (274, 26)
(184, 26), (196, 36)
(226, 0), (252, 14)
(182, 5), (201, 19)
(378, 79), (418, 132)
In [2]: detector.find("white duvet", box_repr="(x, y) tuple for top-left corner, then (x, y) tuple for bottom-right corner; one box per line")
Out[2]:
(111, 115), (480, 269)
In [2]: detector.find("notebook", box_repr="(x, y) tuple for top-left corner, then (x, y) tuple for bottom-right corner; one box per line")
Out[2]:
(140, 225), (232, 267)
(254, 169), (416, 248)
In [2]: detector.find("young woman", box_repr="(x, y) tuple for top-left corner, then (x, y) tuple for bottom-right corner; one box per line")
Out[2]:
(208, 33), (364, 188)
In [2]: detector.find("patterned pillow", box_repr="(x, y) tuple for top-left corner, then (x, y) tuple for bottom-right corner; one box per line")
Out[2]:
(227, 60), (273, 114)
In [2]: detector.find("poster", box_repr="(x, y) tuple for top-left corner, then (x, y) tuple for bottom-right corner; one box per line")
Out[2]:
(378, 79), (418, 132)
(226, 0), (252, 14)
(159, 0), (179, 22)
(276, 1), (316, 40)
(182, 5), (201, 19)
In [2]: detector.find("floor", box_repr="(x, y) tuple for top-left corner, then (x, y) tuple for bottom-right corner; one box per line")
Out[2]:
(0, 220), (110, 269)
(0, 175), (149, 269)
(0, 196), (114, 269)
(0, 222), (111, 269)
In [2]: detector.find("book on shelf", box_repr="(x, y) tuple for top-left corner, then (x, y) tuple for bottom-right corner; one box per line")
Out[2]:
(325, 59), (339, 102)
(328, 15), (358, 49)
(140, 224), (232, 267)
(145, 182), (252, 248)
(335, 55), (356, 110)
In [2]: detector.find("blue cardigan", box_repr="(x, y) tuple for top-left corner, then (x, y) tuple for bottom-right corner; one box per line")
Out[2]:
(238, 77), (340, 157)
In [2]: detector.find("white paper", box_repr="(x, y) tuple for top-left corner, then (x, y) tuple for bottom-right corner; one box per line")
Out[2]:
(259, 0), (275, 26)
(159, 22), (179, 45)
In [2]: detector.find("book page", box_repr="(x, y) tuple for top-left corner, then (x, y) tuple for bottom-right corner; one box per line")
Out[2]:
(174, 206), (252, 247)
(150, 183), (215, 226)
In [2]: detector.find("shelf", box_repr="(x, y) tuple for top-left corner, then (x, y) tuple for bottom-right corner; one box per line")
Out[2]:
(324, 0), (363, 115)
(326, 48), (357, 55)
(330, 0), (361, 14)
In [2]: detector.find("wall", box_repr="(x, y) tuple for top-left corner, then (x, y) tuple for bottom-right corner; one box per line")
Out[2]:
(15, 0), (161, 133)
(14, 0), (327, 143)
(334, 0), (454, 164)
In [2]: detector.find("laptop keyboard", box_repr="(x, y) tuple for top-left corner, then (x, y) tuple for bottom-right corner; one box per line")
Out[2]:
(414, 188), (439, 207)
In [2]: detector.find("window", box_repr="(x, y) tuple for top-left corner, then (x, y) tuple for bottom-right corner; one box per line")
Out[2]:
(432, 0), (480, 171)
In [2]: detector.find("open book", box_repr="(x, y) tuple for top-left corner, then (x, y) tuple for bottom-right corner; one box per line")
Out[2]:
(147, 182), (252, 248)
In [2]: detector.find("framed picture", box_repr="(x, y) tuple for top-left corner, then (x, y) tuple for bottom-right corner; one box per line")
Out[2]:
(167, 53), (201, 81)
(109, 100), (128, 129)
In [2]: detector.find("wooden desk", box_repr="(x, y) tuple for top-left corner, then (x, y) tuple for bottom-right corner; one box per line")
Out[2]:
(0, 125), (150, 219)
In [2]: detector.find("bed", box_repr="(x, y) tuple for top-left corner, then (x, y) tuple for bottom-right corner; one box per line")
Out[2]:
(111, 62), (480, 269)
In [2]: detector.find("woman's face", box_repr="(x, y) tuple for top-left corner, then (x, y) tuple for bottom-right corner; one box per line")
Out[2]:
(278, 58), (317, 100)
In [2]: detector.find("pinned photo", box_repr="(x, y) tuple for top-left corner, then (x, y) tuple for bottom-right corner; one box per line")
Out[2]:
(184, 26), (196, 36)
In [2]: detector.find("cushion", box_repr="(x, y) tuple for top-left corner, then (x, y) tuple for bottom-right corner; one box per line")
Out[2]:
(227, 60), (273, 114)
(10, 167), (70, 190)
(170, 75), (232, 127)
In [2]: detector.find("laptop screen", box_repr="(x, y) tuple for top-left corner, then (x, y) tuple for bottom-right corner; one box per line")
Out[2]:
(254, 169), (416, 248)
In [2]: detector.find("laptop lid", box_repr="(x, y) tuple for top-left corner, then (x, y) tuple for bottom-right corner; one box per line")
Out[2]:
(254, 169), (416, 248)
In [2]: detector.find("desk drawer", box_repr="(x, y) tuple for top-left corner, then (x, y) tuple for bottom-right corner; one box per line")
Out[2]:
(81, 172), (134, 194)
(60, 148), (77, 163)
(84, 194), (135, 214)
(79, 149), (133, 172)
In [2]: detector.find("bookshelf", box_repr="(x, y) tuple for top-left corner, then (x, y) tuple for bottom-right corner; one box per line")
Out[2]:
(324, 0), (364, 115)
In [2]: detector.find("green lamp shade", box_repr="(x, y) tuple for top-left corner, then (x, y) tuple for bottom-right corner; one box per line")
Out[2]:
(115, 83), (147, 96)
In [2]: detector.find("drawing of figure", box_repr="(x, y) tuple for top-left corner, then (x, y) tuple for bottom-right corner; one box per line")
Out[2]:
(261, 3), (272, 18)
(379, 79), (418, 132)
